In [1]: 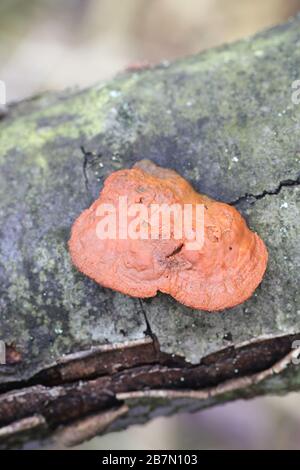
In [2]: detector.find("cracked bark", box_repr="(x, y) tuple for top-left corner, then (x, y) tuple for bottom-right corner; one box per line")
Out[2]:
(0, 16), (300, 448)
(230, 175), (300, 206)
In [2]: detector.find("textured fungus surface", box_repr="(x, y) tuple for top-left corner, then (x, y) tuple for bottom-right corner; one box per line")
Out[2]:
(69, 160), (268, 311)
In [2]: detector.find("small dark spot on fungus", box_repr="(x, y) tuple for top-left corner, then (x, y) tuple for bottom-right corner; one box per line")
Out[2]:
(69, 160), (268, 311)
(166, 243), (184, 258)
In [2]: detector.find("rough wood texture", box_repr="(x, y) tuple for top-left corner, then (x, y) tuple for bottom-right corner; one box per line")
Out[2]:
(0, 15), (300, 448)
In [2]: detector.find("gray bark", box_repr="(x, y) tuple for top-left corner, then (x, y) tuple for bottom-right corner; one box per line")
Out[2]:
(0, 15), (299, 448)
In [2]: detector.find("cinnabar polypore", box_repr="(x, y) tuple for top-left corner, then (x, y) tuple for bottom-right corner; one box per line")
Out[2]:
(69, 160), (268, 311)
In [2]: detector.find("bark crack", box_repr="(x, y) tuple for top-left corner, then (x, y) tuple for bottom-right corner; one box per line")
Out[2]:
(229, 173), (300, 206)
(138, 299), (157, 345)
(80, 145), (93, 192)
(80, 145), (104, 194)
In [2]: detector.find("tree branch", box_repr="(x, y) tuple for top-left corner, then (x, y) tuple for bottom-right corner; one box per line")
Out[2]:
(0, 14), (300, 448)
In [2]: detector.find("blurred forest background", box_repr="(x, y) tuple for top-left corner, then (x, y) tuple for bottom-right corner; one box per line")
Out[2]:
(1, 0), (300, 450)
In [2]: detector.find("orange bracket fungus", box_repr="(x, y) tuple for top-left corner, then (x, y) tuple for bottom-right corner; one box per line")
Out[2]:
(69, 160), (268, 311)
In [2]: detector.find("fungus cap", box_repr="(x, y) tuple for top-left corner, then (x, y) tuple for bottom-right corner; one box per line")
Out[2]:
(69, 160), (268, 311)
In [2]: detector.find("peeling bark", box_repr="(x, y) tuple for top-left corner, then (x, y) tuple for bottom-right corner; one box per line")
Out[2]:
(0, 15), (300, 447)
(0, 334), (300, 448)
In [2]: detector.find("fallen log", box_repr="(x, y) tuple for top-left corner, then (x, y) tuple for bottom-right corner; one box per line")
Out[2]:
(0, 14), (299, 448)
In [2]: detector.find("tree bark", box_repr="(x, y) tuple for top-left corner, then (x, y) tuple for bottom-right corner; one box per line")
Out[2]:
(0, 15), (300, 448)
